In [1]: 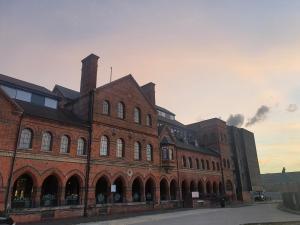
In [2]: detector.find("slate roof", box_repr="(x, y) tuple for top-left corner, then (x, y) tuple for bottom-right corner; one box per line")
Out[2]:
(156, 105), (175, 116)
(53, 85), (80, 100)
(15, 100), (88, 127)
(158, 115), (185, 128)
(174, 139), (219, 156)
(0, 74), (58, 99)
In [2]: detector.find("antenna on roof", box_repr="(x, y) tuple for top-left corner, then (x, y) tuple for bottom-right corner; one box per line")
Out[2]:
(110, 67), (112, 83)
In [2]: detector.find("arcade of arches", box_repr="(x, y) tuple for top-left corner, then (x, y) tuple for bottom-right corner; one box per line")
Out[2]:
(9, 171), (231, 209)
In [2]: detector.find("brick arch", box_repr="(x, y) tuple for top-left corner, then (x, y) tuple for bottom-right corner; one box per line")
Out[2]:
(129, 172), (144, 187)
(144, 174), (158, 187)
(159, 175), (170, 185)
(12, 166), (40, 187)
(91, 171), (112, 188)
(41, 168), (65, 187)
(65, 169), (85, 187)
(111, 173), (128, 187)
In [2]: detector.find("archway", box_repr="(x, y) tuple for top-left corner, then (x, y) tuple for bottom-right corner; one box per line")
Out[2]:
(41, 175), (59, 207)
(12, 174), (34, 208)
(65, 175), (80, 205)
(198, 181), (204, 196)
(132, 177), (143, 202)
(95, 176), (110, 204)
(206, 181), (212, 195)
(160, 179), (169, 201)
(113, 177), (125, 203)
(219, 182), (223, 194)
(145, 178), (155, 202)
(190, 181), (196, 192)
(213, 182), (218, 194)
(181, 180), (188, 198)
(170, 180), (177, 200)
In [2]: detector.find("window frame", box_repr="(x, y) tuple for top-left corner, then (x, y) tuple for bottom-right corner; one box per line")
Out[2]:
(117, 102), (125, 119)
(102, 100), (110, 115)
(77, 138), (86, 155)
(116, 138), (124, 158)
(134, 141), (141, 160)
(134, 107), (141, 124)
(18, 128), (33, 149)
(41, 131), (52, 151)
(60, 135), (70, 153)
(100, 135), (109, 156)
(146, 144), (152, 161)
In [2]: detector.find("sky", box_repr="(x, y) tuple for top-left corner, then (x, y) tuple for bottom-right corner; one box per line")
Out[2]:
(1, 0), (300, 173)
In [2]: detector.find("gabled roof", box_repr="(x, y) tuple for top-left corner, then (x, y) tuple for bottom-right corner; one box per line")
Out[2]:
(15, 100), (88, 127)
(0, 74), (58, 99)
(174, 139), (219, 156)
(95, 74), (157, 112)
(156, 105), (175, 116)
(53, 85), (80, 100)
(0, 87), (23, 112)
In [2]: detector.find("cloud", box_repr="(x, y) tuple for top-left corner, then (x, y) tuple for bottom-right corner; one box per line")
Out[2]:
(227, 114), (244, 127)
(246, 105), (270, 127)
(286, 104), (298, 112)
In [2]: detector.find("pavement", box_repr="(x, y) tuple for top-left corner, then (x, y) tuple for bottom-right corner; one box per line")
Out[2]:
(21, 203), (300, 225)
(76, 203), (300, 225)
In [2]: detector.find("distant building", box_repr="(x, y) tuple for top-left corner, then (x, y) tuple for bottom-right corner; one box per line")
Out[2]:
(262, 171), (300, 193)
(0, 53), (262, 223)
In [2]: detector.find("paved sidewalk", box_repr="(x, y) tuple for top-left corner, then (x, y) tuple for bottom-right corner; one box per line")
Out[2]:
(22, 203), (300, 225)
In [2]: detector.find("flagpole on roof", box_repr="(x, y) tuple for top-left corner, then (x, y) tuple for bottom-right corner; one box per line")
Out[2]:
(110, 67), (112, 83)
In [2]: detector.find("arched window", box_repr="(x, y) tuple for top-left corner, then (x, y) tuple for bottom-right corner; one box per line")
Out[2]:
(134, 107), (141, 124)
(41, 132), (52, 151)
(227, 159), (231, 168)
(60, 135), (70, 153)
(188, 157), (193, 168)
(19, 128), (33, 149)
(77, 138), (86, 155)
(134, 142), (141, 160)
(146, 114), (152, 126)
(196, 159), (200, 169)
(182, 156), (187, 168)
(116, 138), (124, 158)
(100, 136), (109, 156)
(146, 144), (152, 161)
(201, 159), (205, 170)
(117, 102), (125, 119)
(206, 160), (210, 170)
(102, 100), (110, 115)
(212, 161), (216, 170)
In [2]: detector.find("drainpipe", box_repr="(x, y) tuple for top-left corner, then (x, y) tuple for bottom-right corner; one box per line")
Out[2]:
(83, 90), (94, 217)
(4, 112), (23, 215)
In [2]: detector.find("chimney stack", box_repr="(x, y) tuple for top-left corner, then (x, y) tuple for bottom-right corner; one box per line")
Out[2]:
(80, 54), (99, 96)
(141, 82), (156, 105)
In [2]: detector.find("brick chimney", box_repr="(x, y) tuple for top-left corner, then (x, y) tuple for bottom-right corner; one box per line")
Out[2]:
(80, 54), (99, 96)
(141, 82), (156, 105)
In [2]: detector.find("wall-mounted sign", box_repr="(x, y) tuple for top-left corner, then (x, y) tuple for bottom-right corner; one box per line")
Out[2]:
(111, 184), (116, 193)
(192, 192), (199, 198)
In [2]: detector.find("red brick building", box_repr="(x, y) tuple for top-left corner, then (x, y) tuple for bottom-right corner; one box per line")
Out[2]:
(0, 54), (261, 223)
